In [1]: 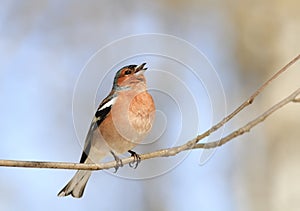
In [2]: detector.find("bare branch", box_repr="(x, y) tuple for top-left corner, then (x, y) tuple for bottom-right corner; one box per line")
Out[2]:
(188, 54), (300, 146)
(0, 54), (299, 171)
(193, 88), (300, 149)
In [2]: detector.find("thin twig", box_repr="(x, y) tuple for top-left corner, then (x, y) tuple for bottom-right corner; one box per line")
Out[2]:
(189, 54), (300, 146)
(0, 55), (299, 171)
(194, 88), (300, 149)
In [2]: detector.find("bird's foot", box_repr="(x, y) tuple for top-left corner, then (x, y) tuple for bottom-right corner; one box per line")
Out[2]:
(128, 150), (141, 169)
(110, 151), (123, 173)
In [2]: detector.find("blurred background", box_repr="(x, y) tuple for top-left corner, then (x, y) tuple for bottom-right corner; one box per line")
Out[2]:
(0, 1), (299, 210)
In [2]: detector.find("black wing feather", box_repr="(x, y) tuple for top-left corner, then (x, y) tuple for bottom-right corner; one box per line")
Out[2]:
(79, 95), (115, 163)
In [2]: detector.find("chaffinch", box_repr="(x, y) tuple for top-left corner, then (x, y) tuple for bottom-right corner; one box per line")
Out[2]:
(58, 63), (155, 198)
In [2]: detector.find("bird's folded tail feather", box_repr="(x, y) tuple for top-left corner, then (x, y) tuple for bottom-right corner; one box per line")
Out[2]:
(57, 170), (92, 198)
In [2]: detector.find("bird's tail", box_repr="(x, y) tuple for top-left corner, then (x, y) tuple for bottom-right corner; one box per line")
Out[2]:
(57, 170), (92, 198)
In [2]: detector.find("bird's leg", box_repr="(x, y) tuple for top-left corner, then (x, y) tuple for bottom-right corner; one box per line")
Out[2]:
(110, 151), (123, 173)
(128, 150), (141, 169)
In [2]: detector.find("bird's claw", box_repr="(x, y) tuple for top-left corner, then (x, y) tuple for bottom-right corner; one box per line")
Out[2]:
(128, 150), (141, 169)
(110, 151), (123, 173)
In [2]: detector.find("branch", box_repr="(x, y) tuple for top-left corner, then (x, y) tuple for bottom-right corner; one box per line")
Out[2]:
(0, 54), (299, 171)
(193, 88), (300, 149)
(191, 53), (300, 145)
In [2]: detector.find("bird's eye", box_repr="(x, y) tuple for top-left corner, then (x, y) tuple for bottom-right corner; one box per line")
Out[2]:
(124, 70), (132, 75)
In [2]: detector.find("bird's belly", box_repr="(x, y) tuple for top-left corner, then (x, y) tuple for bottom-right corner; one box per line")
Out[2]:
(98, 113), (152, 154)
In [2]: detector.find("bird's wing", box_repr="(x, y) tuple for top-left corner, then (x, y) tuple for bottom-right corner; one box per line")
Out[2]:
(79, 93), (118, 163)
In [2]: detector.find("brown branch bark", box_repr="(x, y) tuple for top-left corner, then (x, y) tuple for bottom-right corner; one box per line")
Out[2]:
(0, 54), (299, 171)
(193, 88), (300, 149)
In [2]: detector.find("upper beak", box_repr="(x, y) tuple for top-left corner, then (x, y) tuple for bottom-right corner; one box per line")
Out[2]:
(134, 63), (147, 74)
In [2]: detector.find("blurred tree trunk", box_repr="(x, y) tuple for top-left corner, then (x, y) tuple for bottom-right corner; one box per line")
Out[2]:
(227, 1), (300, 210)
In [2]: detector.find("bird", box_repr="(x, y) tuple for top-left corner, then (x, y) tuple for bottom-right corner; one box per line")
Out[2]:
(57, 63), (155, 198)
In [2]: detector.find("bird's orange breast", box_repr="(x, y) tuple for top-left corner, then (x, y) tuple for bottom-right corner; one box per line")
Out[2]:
(99, 90), (155, 154)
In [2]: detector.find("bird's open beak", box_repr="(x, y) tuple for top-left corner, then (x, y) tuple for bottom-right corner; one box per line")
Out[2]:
(134, 63), (147, 75)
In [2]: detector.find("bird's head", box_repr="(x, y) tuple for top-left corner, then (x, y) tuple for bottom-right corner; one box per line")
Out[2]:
(113, 63), (148, 91)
